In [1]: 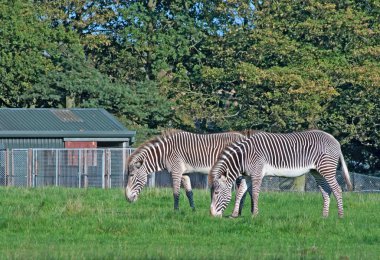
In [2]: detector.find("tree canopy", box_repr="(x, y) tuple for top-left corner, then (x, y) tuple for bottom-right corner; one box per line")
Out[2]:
(0, 0), (379, 174)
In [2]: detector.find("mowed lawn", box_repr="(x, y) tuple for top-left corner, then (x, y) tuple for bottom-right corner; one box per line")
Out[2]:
(0, 187), (379, 259)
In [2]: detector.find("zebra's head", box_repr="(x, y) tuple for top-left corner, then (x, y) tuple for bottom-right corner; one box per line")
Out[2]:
(125, 133), (168, 203)
(125, 157), (149, 203)
(210, 174), (232, 217)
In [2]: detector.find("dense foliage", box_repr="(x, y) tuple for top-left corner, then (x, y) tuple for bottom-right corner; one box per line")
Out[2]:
(0, 0), (379, 174)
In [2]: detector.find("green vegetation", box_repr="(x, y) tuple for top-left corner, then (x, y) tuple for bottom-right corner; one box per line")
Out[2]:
(0, 0), (379, 173)
(0, 187), (379, 259)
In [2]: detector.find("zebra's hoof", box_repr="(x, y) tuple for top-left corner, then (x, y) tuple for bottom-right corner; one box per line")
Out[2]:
(229, 214), (239, 219)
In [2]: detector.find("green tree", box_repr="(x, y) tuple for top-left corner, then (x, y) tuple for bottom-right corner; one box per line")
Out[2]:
(200, 0), (380, 173)
(0, 1), (53, 107)
(18, 0), (176, 142)
(94, 0), (232, 130)
(2, 0), (379, 171)
(34, 0), (116, 51)
(106, 80), (176, 144)
(0, 0), (117, 109)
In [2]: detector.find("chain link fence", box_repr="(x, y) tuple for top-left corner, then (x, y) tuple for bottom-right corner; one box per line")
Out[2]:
(0, 148), (379, 192)
(0, 148), (134, 189)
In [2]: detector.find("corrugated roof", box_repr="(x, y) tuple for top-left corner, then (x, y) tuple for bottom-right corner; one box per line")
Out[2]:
(0, 108), (136, 139)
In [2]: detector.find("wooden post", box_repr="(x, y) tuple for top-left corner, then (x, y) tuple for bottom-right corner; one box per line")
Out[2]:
(291, 175), (306, 192)
(105, 149), (111, 189)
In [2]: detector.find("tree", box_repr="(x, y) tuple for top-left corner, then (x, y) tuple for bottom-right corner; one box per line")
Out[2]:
(93, 0), (235, 130)
(107, 80), (176, 144)
(34, 0), (116, 51)
(1, 0), (378, 171)
(199, 0), (380, 173)
(0, 1), (53, 107)
(26, 27), (119, 108)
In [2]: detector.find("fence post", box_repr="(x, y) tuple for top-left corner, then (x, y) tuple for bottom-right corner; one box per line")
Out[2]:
(5, 149), (10, 186)
(55, 150), (59, 186)
(11, 150), (14, 186)
(27, 149), (33, 187)
(32, 149), (37, 187)
(78, 150), (82, 188)
(83, 150), (88, 189)
(105, 149), (111, 189)
(149, 172), (156, 187)
(122, 147), (126, 187)
(102, 150), (105, 189)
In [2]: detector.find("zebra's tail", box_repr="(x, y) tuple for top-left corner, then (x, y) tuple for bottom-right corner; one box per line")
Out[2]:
(340, 153), (353, 191)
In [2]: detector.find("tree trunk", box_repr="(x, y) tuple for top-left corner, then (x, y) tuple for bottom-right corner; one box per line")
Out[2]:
(291, 175), (306, 192)
(66, 95), (75, 108)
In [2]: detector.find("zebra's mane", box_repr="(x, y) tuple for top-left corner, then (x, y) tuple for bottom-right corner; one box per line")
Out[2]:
(202, 129), (260, 185)
(240, 129), (262, 137)
(127, 129), (185, 164)
(208, 139), (247, 184)
(127, 129), (259, 167)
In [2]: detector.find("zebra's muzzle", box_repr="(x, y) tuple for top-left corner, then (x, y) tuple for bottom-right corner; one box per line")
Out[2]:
(210, 205), (222, 217)
(125, 188), (138, 203)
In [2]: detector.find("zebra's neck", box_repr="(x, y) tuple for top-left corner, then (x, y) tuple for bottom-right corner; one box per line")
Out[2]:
(142, 137), (167, 172)
(226, 162), (244, 188)
(218, 145), (245, 187)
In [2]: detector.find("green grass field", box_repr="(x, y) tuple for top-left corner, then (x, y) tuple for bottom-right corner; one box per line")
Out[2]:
(0, 187), (379, 259)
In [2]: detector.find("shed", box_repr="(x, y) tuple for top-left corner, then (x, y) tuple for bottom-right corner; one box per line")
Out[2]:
(0, 108), (136, 149)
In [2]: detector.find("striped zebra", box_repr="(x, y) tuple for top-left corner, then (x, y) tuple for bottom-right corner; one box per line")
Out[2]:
(209, 130), (353, 218)
(125, 130), (257, 210)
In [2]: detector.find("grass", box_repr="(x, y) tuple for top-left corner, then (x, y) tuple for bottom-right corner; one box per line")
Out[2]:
(0, 187), (379, 259)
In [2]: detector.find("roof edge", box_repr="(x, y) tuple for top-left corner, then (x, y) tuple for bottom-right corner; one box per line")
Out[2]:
(0, 131), (136, 138)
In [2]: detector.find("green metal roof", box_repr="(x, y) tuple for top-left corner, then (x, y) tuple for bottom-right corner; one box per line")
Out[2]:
(0, 108), (136, 139)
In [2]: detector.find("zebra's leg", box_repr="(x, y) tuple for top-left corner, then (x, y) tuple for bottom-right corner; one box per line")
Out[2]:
(323, 174), (344, 218)
(317, 157), (343, 218)
(237, 176), (249, 216)
(172, 173), (182, 211)
(251, 175), (263, 217)
(243, 180), (253, 215)
(181, 175), (195, 210)
(231, 177), (248, 218)
(247, 181), (253, 202)
(311, 170), (332, 218)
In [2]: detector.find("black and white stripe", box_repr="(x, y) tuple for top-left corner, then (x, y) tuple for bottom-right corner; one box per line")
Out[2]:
(210, 130), (353, 218)
(125, 130), (257, 210)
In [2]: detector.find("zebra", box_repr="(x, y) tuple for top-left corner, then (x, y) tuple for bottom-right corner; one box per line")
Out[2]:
(209, 130), (353, 218)
(125, 130), (257, 210)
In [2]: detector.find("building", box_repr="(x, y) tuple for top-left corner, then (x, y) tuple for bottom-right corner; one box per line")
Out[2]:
(0, 108), (136, 187)
(0, 108), (135, 149)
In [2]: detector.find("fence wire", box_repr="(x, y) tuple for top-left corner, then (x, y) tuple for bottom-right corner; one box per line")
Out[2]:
(0, 148), (379, 192)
